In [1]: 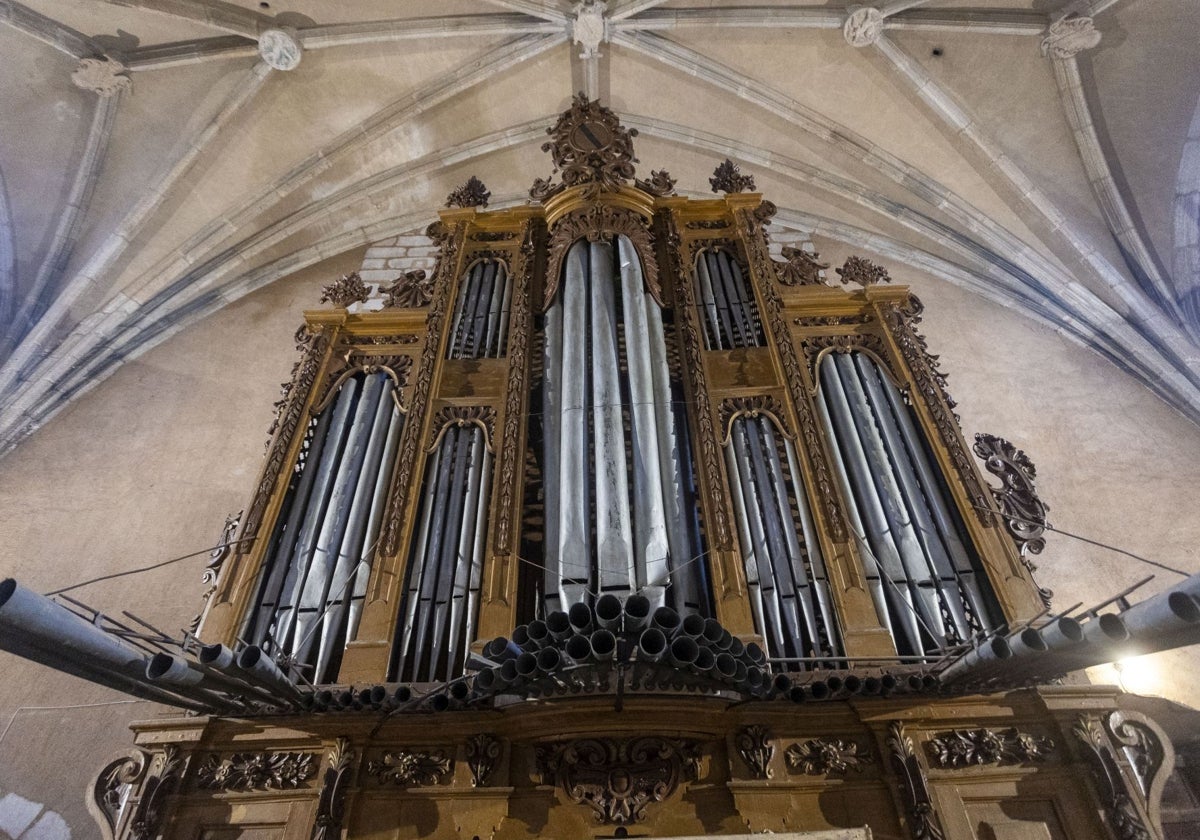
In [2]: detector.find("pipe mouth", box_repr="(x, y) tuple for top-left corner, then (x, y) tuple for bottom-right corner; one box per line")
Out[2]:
(591, 629), (617, 659)
(694, 647), (715, 670)
(596, 594), (623, 624)
(146, 652), (177, 680)
(429, 693), (450, 712)
(237, 646), (264, 669)
(393, 685), (412, 702)
(1017, 627), (1048, 652)
(652, 607), (681, 633)
(843, 675), (862, 693)
(987, 637), (1013, 659)
(670, 636), (699, 665)
(500, 660), (519, 681)
(1045, 617), (1084, 644)
(728, 637), (745, 657)
(702, 618), (723, 644)
(198, 644), (227, 666)
(826, 676), (843, 693)
(639, 628), (668, 658)
(733, 661), (748, 682)
(547, 611), (571, 636)
(0, 578), (15, 608)
(1169, 592), (1200, 623)
(370, 685), (387, 704)
(744, 642), (766, 664)
(881, 674), (898, 691)
(568, 602), (593, 632)
(625, 594), (651, 624)
(715, 653), (737, 679)
(921, 674), (939, 690)
(515, 652), (538, 676)
(863, 676), (882, 695)
(808, 681), (830, 700)
(565, 634), (593, 660)
(681, 613), (706, 638)
(788, 686), (806, 703)
(746, 667), (764, 688)
(1096, 613), (1130, 642)
(907, 674), (924, 691)
(449, 681), (470, 700)
(537, 648), (561, 671)
(527, 620), (549, 642)
(512, 625), (530, 645)
(772, 673), (792, 693)
(476, 669), (497, 690)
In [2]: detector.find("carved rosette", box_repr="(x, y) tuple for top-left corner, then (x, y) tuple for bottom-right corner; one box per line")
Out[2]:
(887, 722), (946, 840)
(320, 272), (371, 308)
(366, 750), (452, 787)
(739, 206), (846, 540)
(1073, 715), (1154, 840)
(843, 6), (884, 47)
(312, 739), (356, 840)
(709, 159), (756, 194)
(535, 736), (701, 825)
(197, 751), (316, 792)
(926, 728), (1053, 768)
(1041, 15), (1101, 60)
(735, 725), (775, 779)
(429, 405), (497, 454)
(382, 221), (463, 557)
(91, 750), (149, 840)
(531, 93), (641, 201)
(543, 203), (661, 310)
(446, 176), (491, 209)
(494, 222), (537, 555)
(785, 738), (873, 775)
(72, 56), (132, 97)
(244, 326), (329, 543)
(719, 395), (793, 445)
(129, 746), (185, 840)
(775, 246), (830, 286)
(882, 296), (994, 527)
(383, 270), (434, 308)
(466, 734), (502, 788)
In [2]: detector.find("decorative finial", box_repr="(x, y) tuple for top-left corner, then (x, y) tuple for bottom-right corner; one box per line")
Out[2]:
(709, 159), (756, 194)
(383, 270), (433, 308)
(446, 176), (491, 209)
(835, 256), (891, 286)
(530, 93), (640, 201)
(320, 272), (370, 308)
(635, 169), (677, 197)
(1040, 15), (1101, 59)
(71, 56), (131, 97)
(776, 246), (830, 286)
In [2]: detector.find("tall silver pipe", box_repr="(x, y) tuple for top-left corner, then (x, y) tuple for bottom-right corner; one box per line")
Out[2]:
(726, 443), (771, 654)
(294, 374), (384, 666)
(593, 239), (635, 596)
(496, 263), (513, 355)
(273, 377), (359, 652)
(395, 441), (448, 679)
(820, 358), (923, 652)
(619, 236), (669, 600)
(784, 438), (840, 655)
(719, 251), (758, 346)
(483, 263), (506, 356)
(835, 354), (944, 645)
(347, 405), (403, 643)
(314, 376), (394, 681)
(471, 262), (497, 357)
(707, 250), (743, 347)
(695, 250), (723, 349)
(425, 427), (474, 681)
(558, 240), (591, 608)
(542, 288), (564, 614)
(446, 428), (485, 679)
(462, 450), (493, 671)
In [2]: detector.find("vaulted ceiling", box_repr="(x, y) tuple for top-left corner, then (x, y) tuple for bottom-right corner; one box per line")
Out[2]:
(1, 0), (1198, 456)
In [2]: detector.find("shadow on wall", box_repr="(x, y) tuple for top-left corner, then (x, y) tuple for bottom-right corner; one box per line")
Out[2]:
(0, 788), (70, 839)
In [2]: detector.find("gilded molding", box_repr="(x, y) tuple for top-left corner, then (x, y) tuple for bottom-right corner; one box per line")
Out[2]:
(320, 272), (371, 308)
(882, 296), (994, 527)
(382, 221), (463, 557)
(785, 738), (873, 775)
(735, 724), (774, 779)
(719, 395), (793, 445)
(887, 722), (946, 840)
(926, 728), (1053, 768)
(741, 205), (846, 541)
(196, 751), (316, 791)
(494, 222), (537, 555)
(366, 749), (452, 787)
(543, 203), (661, 310)
(535, 736), (701, 825)
(465, 733), (502, 788)
(667, 213), (733, 549)
(312, 738), (356, 840)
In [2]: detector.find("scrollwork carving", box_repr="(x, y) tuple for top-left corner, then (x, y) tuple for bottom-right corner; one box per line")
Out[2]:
(466, 734), (502, 788)
(709, 158), (756, 194)
(535, 736), (701, 825)
(635, 169), (677, 197)
(543, 203), (661, 310)
(685, 219), (730, 230)
(887, 722), (946, 840)
(1073, 714), (1153, 840)
(383, 269), (434, 308)
(429, 405), (497, 454)
(719, 395), (793, 445)
(129, 746), (185, 840)
(926, 728), (1053, 768)
(786, 738), (873, 775)
(735, 725), (774, 779)
(91, 750), (149, 840)
(197, 751), (316, 791)
(1108, 710), (1172, 823)
(530, 93), (641, 201)
(312, 738), (356, 840)
(775, 246), (829, 287)
(320, 272), (371, 308)
(446, 176), (491, 209)
(836, 255), (891, 287)
(190, 511), (241, 632)
(802, 333), (891, 386)
(366, 750), (452, 787)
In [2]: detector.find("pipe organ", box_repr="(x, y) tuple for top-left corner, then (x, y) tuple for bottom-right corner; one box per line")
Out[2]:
(3, 96), (1189, 840)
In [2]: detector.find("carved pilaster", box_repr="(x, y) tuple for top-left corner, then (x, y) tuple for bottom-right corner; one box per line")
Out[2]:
(735, 725), (774, 779)
(1073, 714), (1157, 840)
(887, 722), (946, 840)
(90, 750), (149, 840)
(312, 738), (356, 840)
(128, 746), (186, 840)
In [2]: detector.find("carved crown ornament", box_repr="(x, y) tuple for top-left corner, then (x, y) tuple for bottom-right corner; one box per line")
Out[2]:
(775, 246), (830, 287)
(446, 176), (491, 209)
(531, 93), (675, 201)
(710, 158), (757, 194)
